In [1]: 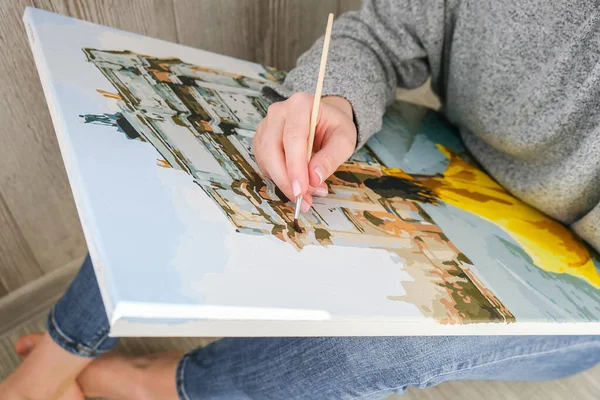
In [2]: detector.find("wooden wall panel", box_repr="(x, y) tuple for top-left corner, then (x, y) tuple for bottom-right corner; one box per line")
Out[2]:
(0, 0), (85, 291)
(0, 0), (362, 295)
(34, 0), (178, 40)
(173, 0), (262, 64)
(339, 0), (364, 13)
(173, 0), (362, 71)
(0, 193), (43, 297)
(253, 0), (340, 70)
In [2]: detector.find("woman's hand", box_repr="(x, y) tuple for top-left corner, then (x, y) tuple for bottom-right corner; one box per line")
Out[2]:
(252, 93), (357, 212)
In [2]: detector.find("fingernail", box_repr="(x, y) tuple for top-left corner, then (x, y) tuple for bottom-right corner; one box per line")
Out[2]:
(313, 186), (328, 197)
(314, 167), (324, 184)
(21, 340), (33, 352)
(301, 201), (311, 213)
(292, 180), (302, 197)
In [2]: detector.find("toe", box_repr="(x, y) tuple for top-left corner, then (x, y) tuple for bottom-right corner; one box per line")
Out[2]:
(15, 333), (44, 357)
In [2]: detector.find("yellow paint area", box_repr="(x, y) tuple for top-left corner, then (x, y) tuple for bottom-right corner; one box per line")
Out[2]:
(383, 146), (600, 288)
(96, 89), (121, 100)
(156, 159), (172, 168)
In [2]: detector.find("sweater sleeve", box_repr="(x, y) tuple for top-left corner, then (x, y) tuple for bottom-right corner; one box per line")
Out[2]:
(572, 203), (600, 253)
(262, 0), (445, 148)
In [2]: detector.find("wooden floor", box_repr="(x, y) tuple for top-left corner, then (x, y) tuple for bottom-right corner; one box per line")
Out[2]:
(1, 263), (599, 400)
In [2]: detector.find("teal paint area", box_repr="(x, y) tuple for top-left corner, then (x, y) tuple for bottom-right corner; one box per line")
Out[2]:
(366, 105), (472, 174)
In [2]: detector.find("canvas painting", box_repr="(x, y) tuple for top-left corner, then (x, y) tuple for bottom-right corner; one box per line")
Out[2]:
(25, 8), (600, 336)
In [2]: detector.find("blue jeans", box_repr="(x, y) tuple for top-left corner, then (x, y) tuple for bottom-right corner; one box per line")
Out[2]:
(48, 255), (600, 399)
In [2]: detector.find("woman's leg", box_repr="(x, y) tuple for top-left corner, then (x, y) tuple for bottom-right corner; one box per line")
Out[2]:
(13, 333), (599, 400)
(4, 254), (600, 399)
(46, 254), (119, 357)
(1, 255), (120, 400)
(175, 335), (600, 399)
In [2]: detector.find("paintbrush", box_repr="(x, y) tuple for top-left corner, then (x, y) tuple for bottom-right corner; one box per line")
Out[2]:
(294, 12), (334, 233)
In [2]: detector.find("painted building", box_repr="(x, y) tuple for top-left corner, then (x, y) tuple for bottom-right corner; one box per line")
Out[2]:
(82, 49), (513, 323)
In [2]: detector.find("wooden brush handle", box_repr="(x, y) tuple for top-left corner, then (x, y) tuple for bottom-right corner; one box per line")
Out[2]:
(306, 13), (334, 162)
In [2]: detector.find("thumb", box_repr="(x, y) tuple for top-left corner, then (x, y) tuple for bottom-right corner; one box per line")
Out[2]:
(308, 132), (355, 187)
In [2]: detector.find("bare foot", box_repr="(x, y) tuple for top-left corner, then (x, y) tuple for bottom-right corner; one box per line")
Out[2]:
(9, 333), (83, 400)
(80, 351), (182, 400)
(2, 332), (89, 400)
(15, 333), (181, 400)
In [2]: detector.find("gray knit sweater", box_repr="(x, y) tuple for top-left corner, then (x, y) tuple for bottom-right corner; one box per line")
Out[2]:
(268, 0), (600, 252)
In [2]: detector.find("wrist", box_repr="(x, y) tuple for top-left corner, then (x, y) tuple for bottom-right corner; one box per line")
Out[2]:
(322, 96), (353, 119)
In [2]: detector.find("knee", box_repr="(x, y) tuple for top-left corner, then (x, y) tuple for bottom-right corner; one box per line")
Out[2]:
(298, 336), (479, 387)
(292, 337), (436, 393)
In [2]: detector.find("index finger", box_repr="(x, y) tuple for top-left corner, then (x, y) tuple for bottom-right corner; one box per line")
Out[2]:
(282, 93), (314, 198)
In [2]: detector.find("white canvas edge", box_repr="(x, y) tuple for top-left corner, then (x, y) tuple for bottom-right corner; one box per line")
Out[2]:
(109, 300), (600, 336)
(110, 314), (600, 337)
(110, 302), (334, 327)
(23, 7), (118, 324)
